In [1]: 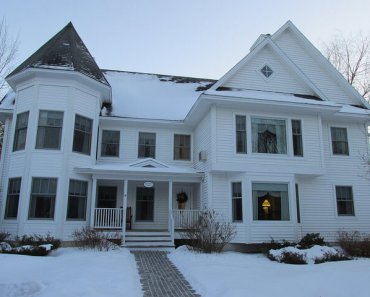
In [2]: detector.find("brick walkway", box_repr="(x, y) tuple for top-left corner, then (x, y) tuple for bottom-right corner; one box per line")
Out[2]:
(133, 251), (200, 297)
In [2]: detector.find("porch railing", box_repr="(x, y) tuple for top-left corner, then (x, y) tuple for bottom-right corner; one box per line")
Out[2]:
(94, 208), (123, 229)
(172, 209), (202, 229)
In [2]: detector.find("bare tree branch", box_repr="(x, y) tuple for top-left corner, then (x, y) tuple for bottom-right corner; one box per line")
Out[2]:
(323, 32), (370, 102)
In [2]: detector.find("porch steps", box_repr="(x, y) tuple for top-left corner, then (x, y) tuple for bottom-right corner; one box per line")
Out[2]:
(124, 230), (174, 250)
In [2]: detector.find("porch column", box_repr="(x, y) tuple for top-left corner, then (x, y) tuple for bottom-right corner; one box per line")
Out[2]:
(89, 177), (97, 228)
(168, 181), (173, 234)
(122, 180), (128, 241)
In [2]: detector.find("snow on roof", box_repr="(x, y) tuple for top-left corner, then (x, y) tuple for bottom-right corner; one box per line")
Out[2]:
(101, 70), (215, 121)
(0, 91), (15, 110)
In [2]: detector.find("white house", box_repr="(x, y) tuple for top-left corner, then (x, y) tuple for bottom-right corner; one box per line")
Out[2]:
(0, 21), (369, 248)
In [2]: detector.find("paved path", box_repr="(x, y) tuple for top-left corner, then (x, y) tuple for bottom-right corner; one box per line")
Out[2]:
(133, 251), (200, 297)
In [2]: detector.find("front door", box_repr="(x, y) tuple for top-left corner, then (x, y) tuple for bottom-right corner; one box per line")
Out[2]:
(136, 187), (154, 221)
(97, 186), (117, 208)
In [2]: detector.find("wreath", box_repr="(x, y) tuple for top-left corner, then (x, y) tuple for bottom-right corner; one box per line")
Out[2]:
(176, 191), (188, 203)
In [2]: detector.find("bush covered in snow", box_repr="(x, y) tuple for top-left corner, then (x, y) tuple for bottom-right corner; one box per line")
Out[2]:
(0, 231), (10, 242)
(14, 233), (61, 250)
(181, 209), (236, 253)
(72, 227), (121, 251)
(268, 245), (349, 264)
(338, 231), (370, 258)
(260, 238), (296, 254)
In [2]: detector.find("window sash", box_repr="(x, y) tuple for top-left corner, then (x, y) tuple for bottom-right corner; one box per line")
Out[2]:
(174, 134), (191, 160)
(292, 120), (303, 157)
(101, 130), (120, 157)
(231, 182), (243, 222)
(36, 111), (63, 149)
(73, 115), (92, 155)
(138, 132), (156, 158)
(336, 186), (354, 216)
(252, 118), (287, 154)
(235, 115), (247, 154)
(29, 178), (57, 219)
(13, 112), (29, 151)
(67, 180), (88, 220)
(4, 178), (21, 219)
(331, 127), (349, 155)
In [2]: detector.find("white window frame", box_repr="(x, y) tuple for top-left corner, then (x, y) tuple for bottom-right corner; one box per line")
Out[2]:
(231, 181), (243, 223)
(334, 185), (355, 217)
(329, 126), (350, 156)
(173, 134), (191, 161)
(100, 129), (120, 158)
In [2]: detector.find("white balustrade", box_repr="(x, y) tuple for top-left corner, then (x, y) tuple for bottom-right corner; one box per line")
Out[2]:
(172, 209), (202, 229)
(94, 208), (123, 229)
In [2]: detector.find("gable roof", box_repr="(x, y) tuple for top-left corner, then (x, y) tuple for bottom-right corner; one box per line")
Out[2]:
(7, 22), (109, 86)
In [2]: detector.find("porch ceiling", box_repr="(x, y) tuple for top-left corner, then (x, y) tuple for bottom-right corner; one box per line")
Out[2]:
(74, 162), (203, 182)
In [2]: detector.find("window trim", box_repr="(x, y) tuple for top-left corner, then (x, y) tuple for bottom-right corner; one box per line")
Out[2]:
(231, 181), (243, 223)
(100, 129), (120, 158)
(335, 185), (355, 217)
(135, 187), (155, 222)
(28, 177), (58, 220)
(72, 114), (93, 156)
(173, 134), (191, 161)
(35, 110), (64, 150)
(291, 119), (303, 157)
(138, 132), (156, 159)
(4, 177), (22, 220)
(66, 179), (88, 221)
(235, 115), (247, 154)
(330, 126), (350, 156)
(13, 111), (29, 152)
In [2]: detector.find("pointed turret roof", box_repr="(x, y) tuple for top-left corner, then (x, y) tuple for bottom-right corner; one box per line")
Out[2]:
(7, 22), (109, 86)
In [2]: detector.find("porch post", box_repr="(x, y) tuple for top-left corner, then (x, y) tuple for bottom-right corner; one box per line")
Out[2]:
(89, 177), (97, 228)
(168, 181), (173, 234)
(122, 180), (128, 243)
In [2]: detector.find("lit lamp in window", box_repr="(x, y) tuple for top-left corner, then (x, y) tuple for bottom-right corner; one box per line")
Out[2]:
(262, 199), (271, 214)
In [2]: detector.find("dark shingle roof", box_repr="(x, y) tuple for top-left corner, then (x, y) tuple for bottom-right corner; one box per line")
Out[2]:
(7, 22), (109, 86)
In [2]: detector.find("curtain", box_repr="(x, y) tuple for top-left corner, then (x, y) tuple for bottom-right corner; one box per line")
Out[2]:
(252, 118), (287, 154)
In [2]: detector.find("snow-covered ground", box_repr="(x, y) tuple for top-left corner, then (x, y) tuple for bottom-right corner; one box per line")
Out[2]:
(169, 246), (370, 297)
(0, 248), (142, 297)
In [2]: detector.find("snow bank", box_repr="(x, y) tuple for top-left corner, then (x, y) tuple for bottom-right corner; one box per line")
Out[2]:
(169, 246), (370, 297)
(0, 248), (142, 297)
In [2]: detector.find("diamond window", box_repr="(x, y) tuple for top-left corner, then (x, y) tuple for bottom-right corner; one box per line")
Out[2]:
(261, 65), (273, 78)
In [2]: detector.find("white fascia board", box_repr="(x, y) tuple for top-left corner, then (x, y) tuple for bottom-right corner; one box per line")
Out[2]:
(99, 115), (187, 128)
(272, 21), (370, 109)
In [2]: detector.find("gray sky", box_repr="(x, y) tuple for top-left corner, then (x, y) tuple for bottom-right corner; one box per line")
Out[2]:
(1, 0), (370, 80)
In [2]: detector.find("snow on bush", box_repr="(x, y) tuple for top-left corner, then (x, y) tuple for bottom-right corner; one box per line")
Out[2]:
(268, 245), (346, 264)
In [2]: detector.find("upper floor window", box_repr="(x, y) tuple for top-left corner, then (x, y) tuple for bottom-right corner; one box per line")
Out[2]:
(36, 110), (63, 150)
(252, 118), (287, 154)
(174, 134), (191, 160)
(336, 186), (354, 216)
(261, 65), (273, 78)
(29, 177), (57, 219)
(331, 127), (349, 155)
(73, 115), (92, 155)
(101, 130), (120, 157)
(252, 183), (290, 221)
(292, 119), (303, 157)
(67, 179), (88, 220)
(13, 111), (29, 151)
(4, 177), (21, 219)
(231, 182), (243, 222)
(235, 115), (247, 154)
(138, 132), (155, 158)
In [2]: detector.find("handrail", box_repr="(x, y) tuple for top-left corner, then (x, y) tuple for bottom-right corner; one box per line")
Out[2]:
(94, 208), (123, 229)
(172, 209), (202, 229)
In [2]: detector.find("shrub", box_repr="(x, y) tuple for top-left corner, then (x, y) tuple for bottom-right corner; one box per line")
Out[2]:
(260, 238), (295, 255)
(0, 231), (10, 242)
(314, 251), (352, 264)
(269, 250), (307, 264)
(2, 246), (49, 256)
(72, 227), (120, 251)
(181, 209), (236, 253)
(338, 231), (370, 257)
(298, 233), (325, 249)
(14, 233), (61, 250)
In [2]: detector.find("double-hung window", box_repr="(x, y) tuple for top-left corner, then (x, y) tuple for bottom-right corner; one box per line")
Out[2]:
(252, 118), (287, 154)
(231, 182), (243, 222)
(73, 115), (93, 155)
(29, 178), (57, 219)
(4, 178), (21, 219)
(13, 111), (29, 151)
(331, 127), (349, 155)
(336, 186), (354, 216)
(36, 110), (63, 149)
(292, 120), (303, 156)
(138, 132), (156, 158)
(101, 130), (120, 157)
(235, 115), (247, 154)
(174, 134), (191, 160)
(67, 180), (88, 220)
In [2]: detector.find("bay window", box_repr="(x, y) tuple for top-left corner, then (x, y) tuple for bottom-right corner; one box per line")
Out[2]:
(252, 118), (287, 154)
